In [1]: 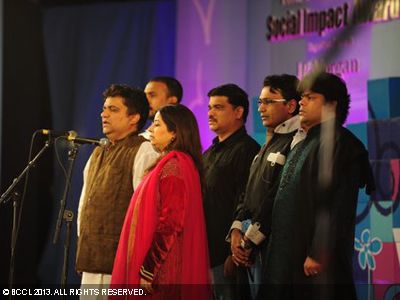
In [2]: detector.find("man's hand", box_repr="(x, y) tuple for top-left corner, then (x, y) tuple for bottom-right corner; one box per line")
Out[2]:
(223, 255), (236, 277)
(140, 277), (154, 294)
(303, 256), (322, 276)
(230, 229), (251, 266)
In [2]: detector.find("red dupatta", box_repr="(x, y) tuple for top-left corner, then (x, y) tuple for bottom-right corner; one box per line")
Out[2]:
(111, 151), (211, 298)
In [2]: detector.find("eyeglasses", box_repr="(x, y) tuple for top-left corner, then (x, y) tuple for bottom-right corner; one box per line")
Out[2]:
(257, 98), (287, 106)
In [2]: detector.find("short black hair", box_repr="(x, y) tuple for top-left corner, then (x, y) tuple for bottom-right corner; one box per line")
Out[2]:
(298, 72), (350, 125)
(103, 84), (149, 131)
(207, 84), (249, 123)
(263, 74), (301, 115)
(149, 76), (183, 103)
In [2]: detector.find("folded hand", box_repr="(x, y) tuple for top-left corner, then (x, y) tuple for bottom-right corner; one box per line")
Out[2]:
(303, 256), (322, 277)
(230, 229), (252, 266)
(140, 277), (154, 294)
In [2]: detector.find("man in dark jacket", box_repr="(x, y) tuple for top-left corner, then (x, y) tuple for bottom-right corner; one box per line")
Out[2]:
(263, 72), (374, 300)
(227, 74), (301, 299)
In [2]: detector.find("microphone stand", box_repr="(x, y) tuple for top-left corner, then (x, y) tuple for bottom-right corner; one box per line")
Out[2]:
(0, 140), (51, 297)
(52, 142), (80, 295)
(8, 191), (20, 300)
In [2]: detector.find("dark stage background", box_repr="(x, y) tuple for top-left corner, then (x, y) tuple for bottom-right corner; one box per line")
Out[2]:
(0, 0), (176, 285)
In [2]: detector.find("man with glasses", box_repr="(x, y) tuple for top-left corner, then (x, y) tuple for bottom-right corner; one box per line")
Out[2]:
(227, 74), (301, 299)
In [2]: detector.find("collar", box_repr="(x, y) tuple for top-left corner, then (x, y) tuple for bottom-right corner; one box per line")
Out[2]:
(139, 129), (151, 140)
(290, 127), (307, 149)
(211, 126), (247, 148)
(110, 130), (138, 146)
(306, 118), (337, 138)
(274, 115), (300, 134)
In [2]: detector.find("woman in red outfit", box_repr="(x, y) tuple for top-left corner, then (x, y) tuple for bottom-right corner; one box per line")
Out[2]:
(111, 104), (211, 299)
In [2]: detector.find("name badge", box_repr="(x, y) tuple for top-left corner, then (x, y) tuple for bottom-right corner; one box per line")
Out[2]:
(267, 152), (286, 166)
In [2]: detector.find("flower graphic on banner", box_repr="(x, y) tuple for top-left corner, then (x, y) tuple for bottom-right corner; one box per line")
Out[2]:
(354, 229), (383, 270)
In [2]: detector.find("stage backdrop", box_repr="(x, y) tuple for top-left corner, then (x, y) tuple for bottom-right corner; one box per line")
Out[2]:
(176, 0), (400, 297)
(176, 0), (250, 149)
(38, 0), (176, 285)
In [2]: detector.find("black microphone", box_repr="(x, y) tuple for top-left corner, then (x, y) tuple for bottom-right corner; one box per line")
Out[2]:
(67, 135), (110, 148)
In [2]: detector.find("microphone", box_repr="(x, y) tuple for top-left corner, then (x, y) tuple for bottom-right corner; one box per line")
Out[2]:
(40, 129), (76, 138)
(40, 129), (110, 147)
(67, 135), (110, 148)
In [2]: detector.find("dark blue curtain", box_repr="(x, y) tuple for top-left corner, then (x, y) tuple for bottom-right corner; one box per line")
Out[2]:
(38, 1), (176, 285)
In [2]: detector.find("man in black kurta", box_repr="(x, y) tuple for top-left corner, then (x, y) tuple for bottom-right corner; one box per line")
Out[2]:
(263, 72), (375, 300)
(203, 84), (260, 300)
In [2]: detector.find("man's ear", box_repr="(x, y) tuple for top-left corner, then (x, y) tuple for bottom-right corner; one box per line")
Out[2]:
(321, 100), (337, 121)
(235, 106), (244, 120)
(129, 113), (140, 126)
(287, 99), (298, 114)
(326, 100), (337, 113)
(167, 96), (178, 105)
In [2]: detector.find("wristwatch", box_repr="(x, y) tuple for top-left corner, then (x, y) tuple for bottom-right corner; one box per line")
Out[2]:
(240, 237), (254, 250)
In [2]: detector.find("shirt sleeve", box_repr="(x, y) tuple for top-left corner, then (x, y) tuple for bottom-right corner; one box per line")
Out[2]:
(248, 166), (283, 243)
(244, 222), (266, 246)
(140, 174), (185, 282)
(233, 145), (259, 210)
(226, 144), (259, 242)
(77, 155), (92, 236)
(232, 188), (248, 222)
(133, 141), (159, 189)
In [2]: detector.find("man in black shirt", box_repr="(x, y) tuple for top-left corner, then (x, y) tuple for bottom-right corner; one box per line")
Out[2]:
(227, 75), (301, 299)
(203, 84), (260, 300)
